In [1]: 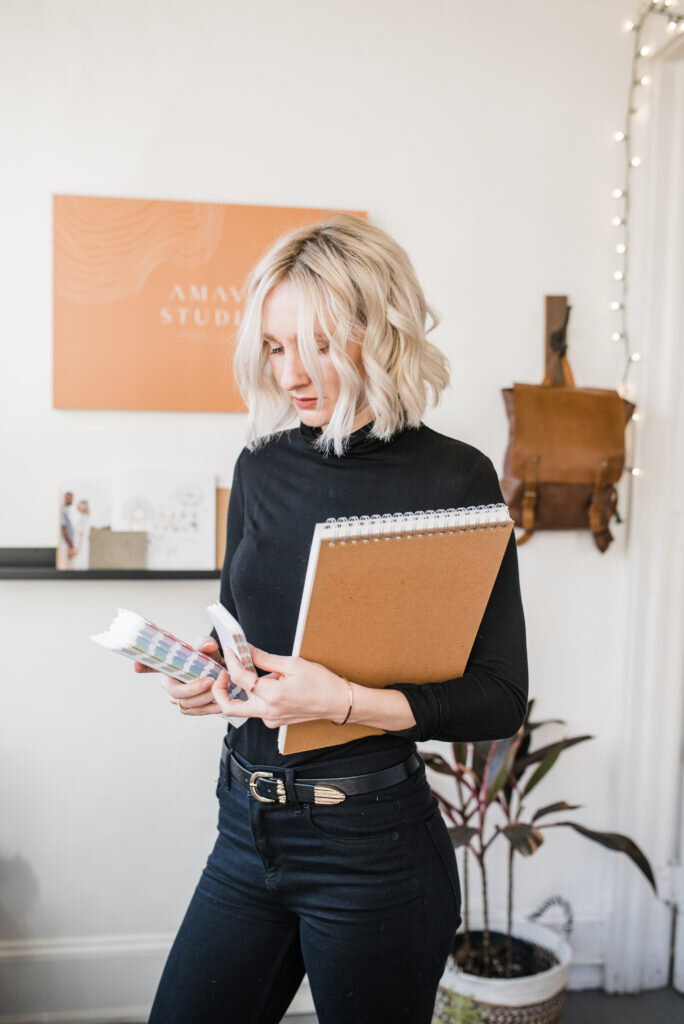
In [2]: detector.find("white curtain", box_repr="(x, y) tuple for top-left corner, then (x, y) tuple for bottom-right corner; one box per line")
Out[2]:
(604, 44), (684, 992)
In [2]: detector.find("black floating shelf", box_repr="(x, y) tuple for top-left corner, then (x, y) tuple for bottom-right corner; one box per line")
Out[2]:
(0, 548), (220, 580)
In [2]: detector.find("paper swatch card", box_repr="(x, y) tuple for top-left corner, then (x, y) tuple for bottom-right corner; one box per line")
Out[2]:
(206, 601), (255, 674)
(91, 608), (248, 727)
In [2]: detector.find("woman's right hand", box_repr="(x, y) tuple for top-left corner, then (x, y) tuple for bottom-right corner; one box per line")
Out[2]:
(134, 636), (225, 716)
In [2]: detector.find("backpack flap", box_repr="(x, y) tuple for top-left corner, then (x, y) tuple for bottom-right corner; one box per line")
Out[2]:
(500, 383), (634, 551)
(508, 383), (627, 485)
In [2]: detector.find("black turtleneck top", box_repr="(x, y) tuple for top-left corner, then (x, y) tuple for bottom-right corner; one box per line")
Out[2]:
(214, 421), (528, 768)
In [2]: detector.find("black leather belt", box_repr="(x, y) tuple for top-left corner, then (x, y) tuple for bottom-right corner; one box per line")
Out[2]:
(221, 743), (421, 806)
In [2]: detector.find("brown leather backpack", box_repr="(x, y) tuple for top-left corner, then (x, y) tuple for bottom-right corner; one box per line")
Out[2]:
(500, 352), (635, 552)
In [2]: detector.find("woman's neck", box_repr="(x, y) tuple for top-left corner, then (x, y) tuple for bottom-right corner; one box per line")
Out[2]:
(349, 406), (373, 433)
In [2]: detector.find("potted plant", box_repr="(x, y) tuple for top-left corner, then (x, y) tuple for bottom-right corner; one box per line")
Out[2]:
(425, 699), (657, 1024)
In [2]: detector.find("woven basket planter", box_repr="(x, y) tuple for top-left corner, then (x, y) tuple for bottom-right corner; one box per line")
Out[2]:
(436, 914), (572, 1024)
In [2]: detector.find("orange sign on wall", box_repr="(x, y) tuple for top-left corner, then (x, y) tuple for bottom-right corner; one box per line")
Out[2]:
(53, 196), (366, 411)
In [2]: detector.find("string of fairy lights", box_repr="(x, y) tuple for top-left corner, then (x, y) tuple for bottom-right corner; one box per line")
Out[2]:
(612, 1), (683, 479)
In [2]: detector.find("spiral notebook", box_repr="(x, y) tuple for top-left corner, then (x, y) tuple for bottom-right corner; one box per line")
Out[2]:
(278, 504), (514, 755)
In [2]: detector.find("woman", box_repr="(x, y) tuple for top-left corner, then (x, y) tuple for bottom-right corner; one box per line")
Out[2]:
(142, 214), (528, 1024)
(69, 498), (91, 570)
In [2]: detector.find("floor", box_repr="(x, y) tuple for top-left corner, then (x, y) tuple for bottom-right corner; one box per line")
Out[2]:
(288, 986), (683, 1023)
(558, 988), (683, 1022)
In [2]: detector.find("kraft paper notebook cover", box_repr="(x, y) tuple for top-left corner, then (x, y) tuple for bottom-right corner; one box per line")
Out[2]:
(216, 488), (231, 569)
(278, 504), (513, 756)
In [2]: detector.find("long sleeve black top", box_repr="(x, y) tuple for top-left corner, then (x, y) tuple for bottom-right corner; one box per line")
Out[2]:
(215, 420), (528, 768)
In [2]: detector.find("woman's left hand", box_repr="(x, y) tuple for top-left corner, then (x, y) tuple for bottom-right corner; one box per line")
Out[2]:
(212, 646), (350, 729)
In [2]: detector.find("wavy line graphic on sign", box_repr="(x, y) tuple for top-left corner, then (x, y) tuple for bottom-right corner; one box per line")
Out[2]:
(54, 196), (225, 305)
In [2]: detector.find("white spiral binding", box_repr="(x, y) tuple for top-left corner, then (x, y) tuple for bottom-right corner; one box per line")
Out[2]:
(322, 503), (510, 544)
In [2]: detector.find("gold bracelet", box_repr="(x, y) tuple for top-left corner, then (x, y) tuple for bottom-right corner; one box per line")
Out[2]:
(330, 677), (353, 726)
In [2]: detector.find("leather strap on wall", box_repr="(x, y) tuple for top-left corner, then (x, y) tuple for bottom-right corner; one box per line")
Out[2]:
(589, 460), (608, 536)
(588, 459), (616, 553)
(542, 350), (575, 388)
(519, 455), (540, 545)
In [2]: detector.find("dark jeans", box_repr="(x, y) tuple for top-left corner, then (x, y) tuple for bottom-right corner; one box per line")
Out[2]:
(149, 749), (461, 1024)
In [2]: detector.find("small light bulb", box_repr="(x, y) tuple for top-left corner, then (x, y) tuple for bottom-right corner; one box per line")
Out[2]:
(612, 332), (623, 341)
(613, 188), (626, 199)
(632, 412), (641, 422)
(630, 156), (642, 167)
(664, 0), (674, 8)
(624, 20), (635, 31)
(631, 352), (642, 362)
(667, 19), (678, 31)
(639, 75), (650, 86)
(612, 216), (625, 226)
(631, 467), (643, 477)
(610, 301), (622, 311)
(614, 271), (625, 281)
(616, 243), (627, 254)
(639, 46), (651, 57)
(614, 130), (627, 142)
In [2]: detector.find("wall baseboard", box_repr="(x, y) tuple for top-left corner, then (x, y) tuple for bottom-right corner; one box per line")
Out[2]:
(0, 1009), (151, 1024)
(0, 934), (174, 963)
(0, 920), (605, 1022)
(0, 931), (315, 1022)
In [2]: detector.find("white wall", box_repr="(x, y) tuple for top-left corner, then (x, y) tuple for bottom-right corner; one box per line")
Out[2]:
(0, 0), (663, 1019)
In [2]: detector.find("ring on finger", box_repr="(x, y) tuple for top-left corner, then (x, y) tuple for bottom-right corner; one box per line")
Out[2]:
(178, 699), (186, 712)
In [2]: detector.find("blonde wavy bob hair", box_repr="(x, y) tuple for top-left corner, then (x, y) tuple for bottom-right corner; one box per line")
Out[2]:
(234, 213), (450, 455)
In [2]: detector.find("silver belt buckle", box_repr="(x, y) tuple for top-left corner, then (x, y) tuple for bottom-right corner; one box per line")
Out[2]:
(248, 770), (286, 804)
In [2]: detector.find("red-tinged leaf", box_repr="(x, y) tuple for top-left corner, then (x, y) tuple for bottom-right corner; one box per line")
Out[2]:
(520, 741), (568, 799)
(481, 739), (509, 790)
(452, 742), (468, 767)
(545, 821), (657, 893)
(512, 728), (532, 782)
(515, 708), (565, 760)
(484, 735), (517, 785)
(472, 742), (491, 786)
(503, 823), (544, 856)
(516, 736), (531, 764)
(514, 735), (593, 776)
(532, 801), (582, 822)
(485, 735), (522, 806)
(422, 753), (457, 777)
(448, 824), (479, 848)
